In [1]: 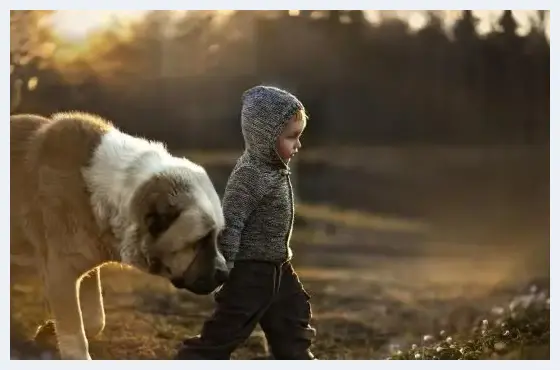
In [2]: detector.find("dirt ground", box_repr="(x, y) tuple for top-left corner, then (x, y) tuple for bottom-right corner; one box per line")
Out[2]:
(10, 245), (549, 360)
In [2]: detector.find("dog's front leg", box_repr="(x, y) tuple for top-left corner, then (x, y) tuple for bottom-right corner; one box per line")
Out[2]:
(80, 267), (105, 339)
(45, 263), (91, 360)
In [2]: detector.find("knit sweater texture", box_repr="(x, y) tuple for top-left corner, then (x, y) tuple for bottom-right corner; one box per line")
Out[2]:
(219, 85), (304, 265)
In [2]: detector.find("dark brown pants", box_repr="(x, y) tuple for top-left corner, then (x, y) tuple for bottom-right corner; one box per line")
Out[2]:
(175, 261), (316, 360)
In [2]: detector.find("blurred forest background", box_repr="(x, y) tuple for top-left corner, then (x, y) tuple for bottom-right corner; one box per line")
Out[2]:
(11, 10), (549, 146)
(10, 10), (550, 360)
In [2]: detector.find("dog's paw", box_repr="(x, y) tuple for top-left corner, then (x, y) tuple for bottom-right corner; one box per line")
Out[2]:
(33, 320), (57, 346)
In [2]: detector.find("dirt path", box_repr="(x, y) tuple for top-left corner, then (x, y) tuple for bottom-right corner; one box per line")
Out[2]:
(10, 251), (547, 360)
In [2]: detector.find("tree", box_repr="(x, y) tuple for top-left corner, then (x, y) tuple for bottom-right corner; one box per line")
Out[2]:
(346, 10), (365, 24)
(452, 10), (479, 44)
(327, 10), (341, 23)
(10, 10), (56, 112)
(498, 10), (518, 37)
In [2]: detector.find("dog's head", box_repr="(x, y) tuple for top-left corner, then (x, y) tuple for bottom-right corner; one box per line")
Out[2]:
(129, 164), (229, 295)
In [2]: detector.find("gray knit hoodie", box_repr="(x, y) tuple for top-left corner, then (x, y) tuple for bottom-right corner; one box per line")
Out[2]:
(219, 85), (305, 266)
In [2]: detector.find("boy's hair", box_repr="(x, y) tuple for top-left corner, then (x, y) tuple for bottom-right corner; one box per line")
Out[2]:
(291, 109), (308, 125)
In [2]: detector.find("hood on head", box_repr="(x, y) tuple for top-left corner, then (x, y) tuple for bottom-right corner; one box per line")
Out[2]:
(240, 85), (304, 165)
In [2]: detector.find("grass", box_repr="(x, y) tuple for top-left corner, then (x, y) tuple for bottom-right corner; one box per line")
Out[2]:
(389, 287), (550, 360)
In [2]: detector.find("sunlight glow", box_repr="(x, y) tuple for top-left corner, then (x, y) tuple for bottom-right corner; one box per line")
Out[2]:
(363, 10), (537, 36)
(49, 10), (544, 42)
(49, 10), (148, 40)
(408, 12), (428, 31)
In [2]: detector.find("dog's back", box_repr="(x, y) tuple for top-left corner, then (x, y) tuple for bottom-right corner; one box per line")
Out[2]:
(10, 113), (113, 264)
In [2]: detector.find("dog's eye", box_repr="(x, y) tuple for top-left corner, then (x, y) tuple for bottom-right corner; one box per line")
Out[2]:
(148, 256), (171, 275)
(196, 230), (215, 248)
(205, 230), (215, 241)
(148, 257), (163, 274)
(145, 209), (180, 238)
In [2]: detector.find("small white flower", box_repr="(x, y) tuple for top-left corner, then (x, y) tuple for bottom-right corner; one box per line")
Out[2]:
(482, 329), (487, 335)
(415, 353), (421, 359)
(423, 334), (433, 342)
(411, 344), (418, 350)
(440, 330), (446, 337)
(459, 348), (465, 354)
(503, 330), (510, 336)
(494, 342), (507, 351)
(446, 336), (453, 344)
(509, 300), (518, 312)
(491, 306), (505, 315)
(396, 350), (403, 356)
(436, 346), (443, 353)
(482, 319), (488, 327)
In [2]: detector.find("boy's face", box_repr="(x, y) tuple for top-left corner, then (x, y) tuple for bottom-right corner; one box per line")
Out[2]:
(276, 115), (306, 162)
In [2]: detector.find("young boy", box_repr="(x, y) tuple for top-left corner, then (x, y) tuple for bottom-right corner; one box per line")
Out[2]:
(175, 85), (316, 360)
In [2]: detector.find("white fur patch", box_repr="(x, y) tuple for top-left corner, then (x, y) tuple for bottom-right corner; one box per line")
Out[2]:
(82, 128), (210, 238)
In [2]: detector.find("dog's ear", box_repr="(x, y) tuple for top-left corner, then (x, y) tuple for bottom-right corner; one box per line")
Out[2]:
(145, 206), (181, 239)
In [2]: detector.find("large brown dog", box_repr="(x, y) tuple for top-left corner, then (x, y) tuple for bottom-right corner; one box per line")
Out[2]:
(10, 112), (229, 359)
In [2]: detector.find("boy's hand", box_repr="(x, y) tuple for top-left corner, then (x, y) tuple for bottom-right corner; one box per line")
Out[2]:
(212, 262), (233, 302)
(212, 286), (223, 302)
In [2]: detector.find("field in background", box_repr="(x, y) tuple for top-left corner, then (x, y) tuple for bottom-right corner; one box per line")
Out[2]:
(188, 145), (549, 265)
(10, 145), (549, 359)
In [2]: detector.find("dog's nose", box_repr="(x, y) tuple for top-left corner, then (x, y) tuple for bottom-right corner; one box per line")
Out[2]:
(214, 268), (229, 285)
